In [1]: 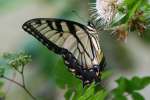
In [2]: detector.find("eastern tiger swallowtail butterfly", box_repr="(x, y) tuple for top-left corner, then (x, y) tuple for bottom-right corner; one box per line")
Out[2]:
(22, 18), (105, 86)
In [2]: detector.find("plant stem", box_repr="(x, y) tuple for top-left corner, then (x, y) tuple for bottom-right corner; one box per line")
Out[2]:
(21, 66), (25, 86)
(2, 76), (37, 100)
(23, 86), (37, 100)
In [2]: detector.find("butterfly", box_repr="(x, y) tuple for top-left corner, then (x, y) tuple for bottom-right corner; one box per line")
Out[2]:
(22, 18), (105, 86)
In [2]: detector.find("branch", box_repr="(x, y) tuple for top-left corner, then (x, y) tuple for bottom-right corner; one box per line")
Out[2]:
(2, 76), (37, 100)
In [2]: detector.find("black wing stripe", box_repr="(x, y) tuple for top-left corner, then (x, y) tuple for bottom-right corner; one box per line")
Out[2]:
(47, 20), (55, 30)
(66, 22), (92, 59)
(23, 24), (63, 54)
(55, 21), (63, 32)
(66, 22), (76, 34)
(90, 39), (95, 60)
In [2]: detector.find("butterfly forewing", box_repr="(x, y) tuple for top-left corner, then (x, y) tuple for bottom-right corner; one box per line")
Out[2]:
(23, 18), (102, 67)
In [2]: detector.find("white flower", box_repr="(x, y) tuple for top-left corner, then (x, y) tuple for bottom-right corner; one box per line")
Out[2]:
(89, 0), (121, 27)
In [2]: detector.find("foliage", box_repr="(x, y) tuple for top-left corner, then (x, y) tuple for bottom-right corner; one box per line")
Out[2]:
(112, 76), (150, 100)
(1, 52), (150, 100)
(0, 81), (5, 99)
(0, 52), (36, 100)
(111, 0), (150, 41)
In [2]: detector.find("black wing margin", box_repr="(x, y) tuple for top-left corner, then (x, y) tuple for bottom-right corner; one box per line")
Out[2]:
(22, 18), (91, 55)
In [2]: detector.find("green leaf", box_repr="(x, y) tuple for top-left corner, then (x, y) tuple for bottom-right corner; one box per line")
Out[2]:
(0, 68), (5, 77)
(0, 81), (5, 99)
(78, 95), (87, 100)
(113, 77), (128, 95)
(127, 76), (150, 92)
(140, 77), (150, 89)
(112, 76), (150, 100)
(52, 58), (81, 89)
(77, 83), (107, 100)
(64, 88), (74, 100)
(2, 53), (14, 59)
(83, 83), (94, 98)
(101, 70), (112, 80)
(113, 76), (150, 94)
(113, 94), (127, 100)
(131, 92), (145, 100)
(0, 92), (5, 99)
(0, 81), (4, 89)
(72, 84), (85, 100)
(93, 90), (107, 100)
(78, 83), (95, 100)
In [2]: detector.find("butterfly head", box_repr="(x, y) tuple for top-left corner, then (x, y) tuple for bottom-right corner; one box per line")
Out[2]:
(82, 65), (101, 86)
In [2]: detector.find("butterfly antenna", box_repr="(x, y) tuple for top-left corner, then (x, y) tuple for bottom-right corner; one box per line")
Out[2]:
(71, 10), (87, 24)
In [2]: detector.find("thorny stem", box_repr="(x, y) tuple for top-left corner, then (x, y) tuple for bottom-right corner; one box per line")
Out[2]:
(2, 74), (37, 100)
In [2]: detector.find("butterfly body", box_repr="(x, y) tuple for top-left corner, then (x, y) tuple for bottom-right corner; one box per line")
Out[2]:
(22, 18), (105, 85)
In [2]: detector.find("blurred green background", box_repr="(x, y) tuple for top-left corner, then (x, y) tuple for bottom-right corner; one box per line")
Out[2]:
(0, 0), (150, 100)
